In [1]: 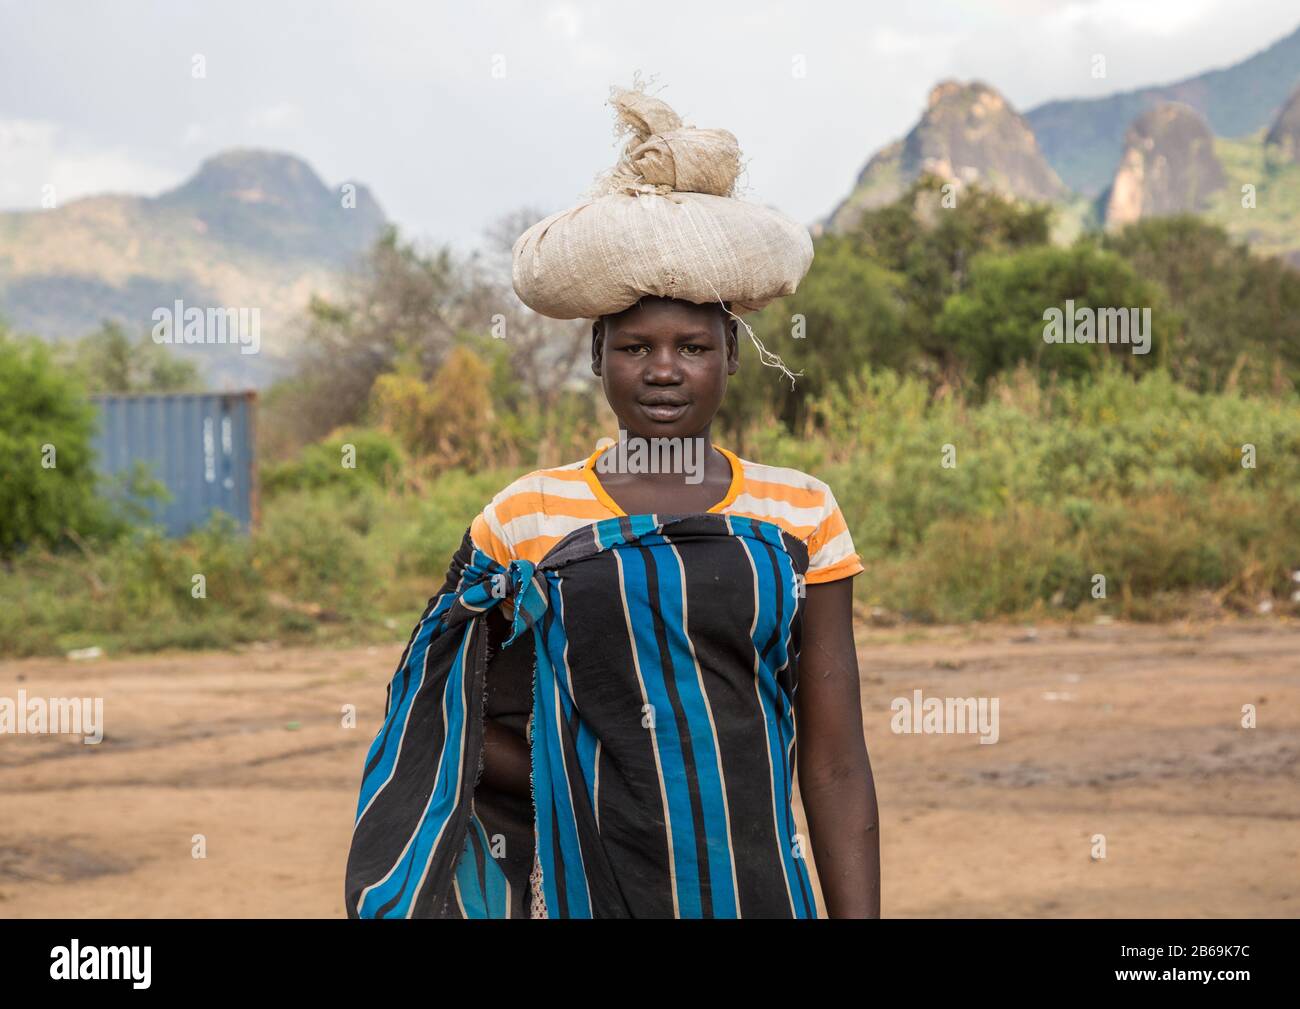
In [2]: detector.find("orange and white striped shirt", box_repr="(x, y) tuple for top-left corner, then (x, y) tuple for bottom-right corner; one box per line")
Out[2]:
(470, 443), (863, 584)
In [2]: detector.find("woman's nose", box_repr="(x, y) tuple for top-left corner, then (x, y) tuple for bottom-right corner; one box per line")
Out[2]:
(643, 348), (683, 381)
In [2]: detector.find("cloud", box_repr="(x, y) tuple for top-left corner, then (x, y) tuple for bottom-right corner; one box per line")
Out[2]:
(0, 120), (60, 206)
(248, 102), (305, 131)
(546, 3), (582, 39)
(871, 27), (945, 56)
(0, 118), (176, 208)
(1053, 0), (1217, 35)
(47, 150), (178, 200)
(0, 0), (1295, 246)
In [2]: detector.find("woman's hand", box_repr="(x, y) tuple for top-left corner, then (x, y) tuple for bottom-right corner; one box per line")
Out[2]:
(796, 576), (881, 918)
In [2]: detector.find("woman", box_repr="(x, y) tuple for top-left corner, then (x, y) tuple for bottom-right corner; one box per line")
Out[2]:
(344, 84), (880, 919)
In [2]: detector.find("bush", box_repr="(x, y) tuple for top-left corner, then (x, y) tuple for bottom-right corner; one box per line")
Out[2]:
(0, 331), (106, 555)
(1104, 216), (1300, 393)
(874, 506), (1081, 622)
(5, 358), (1296, 654)
(813, 365), (1300, 620)
(719, 236), (910, 435)
(935, 242), (1170, 386)
(397, 466), (520, 578)
(261, 427), (406, 497)
(255, 491), (378, 612)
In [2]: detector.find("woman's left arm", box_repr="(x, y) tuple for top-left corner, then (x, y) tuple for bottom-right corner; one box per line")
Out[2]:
(796, 576), (881, 918)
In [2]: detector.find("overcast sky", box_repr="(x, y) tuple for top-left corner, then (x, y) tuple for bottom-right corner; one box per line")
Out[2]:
(2, 0), (1297, 252)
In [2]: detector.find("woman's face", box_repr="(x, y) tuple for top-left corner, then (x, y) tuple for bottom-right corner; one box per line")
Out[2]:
(592, 297), (739, 440)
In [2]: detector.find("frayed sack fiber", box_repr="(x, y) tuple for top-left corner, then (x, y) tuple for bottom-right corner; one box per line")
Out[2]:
(511, 85), (814, 322)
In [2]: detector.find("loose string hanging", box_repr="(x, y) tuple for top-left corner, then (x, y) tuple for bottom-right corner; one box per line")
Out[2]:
(699, 273), (803, 391)
(677, 200), (803, 390)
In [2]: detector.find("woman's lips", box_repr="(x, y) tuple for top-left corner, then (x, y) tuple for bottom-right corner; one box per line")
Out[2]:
(639, 401), (689, 422)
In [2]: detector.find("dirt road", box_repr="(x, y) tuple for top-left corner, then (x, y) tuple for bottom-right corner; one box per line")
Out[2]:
(1, 619), (1296, 917)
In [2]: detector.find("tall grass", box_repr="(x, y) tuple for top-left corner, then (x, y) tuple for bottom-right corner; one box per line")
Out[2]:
(0, 463), (518, 657)
(2, 366), (1297, 656)
(773, 364), (1300, 620)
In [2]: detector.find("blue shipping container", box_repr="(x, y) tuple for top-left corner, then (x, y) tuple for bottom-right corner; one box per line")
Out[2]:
(90, 392), (258, 537)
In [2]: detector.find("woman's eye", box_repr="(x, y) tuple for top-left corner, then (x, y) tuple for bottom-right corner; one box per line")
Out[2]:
(681, 344), (703, 356)
(625, 345), (648, 356)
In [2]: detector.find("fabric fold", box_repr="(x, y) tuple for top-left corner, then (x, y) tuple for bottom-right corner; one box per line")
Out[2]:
(345, 512), (819, 919)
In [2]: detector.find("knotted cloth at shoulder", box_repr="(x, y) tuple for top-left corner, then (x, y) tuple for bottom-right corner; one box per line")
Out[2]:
(510, 82), (814, 323)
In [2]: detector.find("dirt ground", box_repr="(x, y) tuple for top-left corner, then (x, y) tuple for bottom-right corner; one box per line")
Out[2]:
(1, 617), (1296, 918)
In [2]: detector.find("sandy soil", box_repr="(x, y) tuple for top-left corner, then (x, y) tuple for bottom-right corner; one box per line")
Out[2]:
(1, 618), (1296, 918)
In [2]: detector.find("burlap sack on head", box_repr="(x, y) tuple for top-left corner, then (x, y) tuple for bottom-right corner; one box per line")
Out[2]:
(511, 84), (814, 323)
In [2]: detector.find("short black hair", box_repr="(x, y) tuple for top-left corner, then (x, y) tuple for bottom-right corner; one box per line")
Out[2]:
(596, 297), (733, 338)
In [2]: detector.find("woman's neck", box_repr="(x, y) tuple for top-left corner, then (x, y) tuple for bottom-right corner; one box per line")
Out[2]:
(593, 427), (734, 514)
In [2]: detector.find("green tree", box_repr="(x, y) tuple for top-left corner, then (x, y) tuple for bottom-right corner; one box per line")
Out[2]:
(846, 175), (1053, 379)
(66, 320), (202, 393)
(0, 329), (105, 555)
(1103, 216), (1300, 392)
(270, 226), (463, 452)
(720, 234), (909, 437)
(934, 242), (1169, 387)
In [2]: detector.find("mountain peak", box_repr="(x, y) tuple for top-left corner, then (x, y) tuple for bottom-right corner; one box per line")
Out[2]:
(827, 79), (1065, 232)
(1103, 102), (1226, 229)
(154, 147), (386, 262)
(165, 148), (333, 212)
(0, 145), (390, 386)
(1265, 83), (1300, 161)
(1026, 22), (1300, 195)
(926, 80), (1006, 115)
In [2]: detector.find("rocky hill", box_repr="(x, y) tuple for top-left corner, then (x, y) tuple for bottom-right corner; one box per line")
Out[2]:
(1103, 103), (1227, 229)
(826, 80), (1068, 234)
(1265, 83), (1300, 161)
(1197, 87), (1300, 268)
(1025, 23), (1300, 195)
(0, 150), (387, 388)
(824, 24), (1300, 264)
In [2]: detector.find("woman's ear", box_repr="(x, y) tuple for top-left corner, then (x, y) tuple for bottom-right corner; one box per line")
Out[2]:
(726, 319), (740, 375)
(590, 320), (603, 377)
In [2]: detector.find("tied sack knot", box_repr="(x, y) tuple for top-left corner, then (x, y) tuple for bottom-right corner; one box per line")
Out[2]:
(599, 86), (741, 198)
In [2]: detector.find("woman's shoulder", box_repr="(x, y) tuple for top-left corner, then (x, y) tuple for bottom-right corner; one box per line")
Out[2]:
(728, 452), (841, 514)
(728, 453), (862, 583)
(470, 454), (600, 565)
(485, 455), (593, 508)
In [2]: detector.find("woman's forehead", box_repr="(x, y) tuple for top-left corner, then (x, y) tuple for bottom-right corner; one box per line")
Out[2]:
(604, 296), (728, 332)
